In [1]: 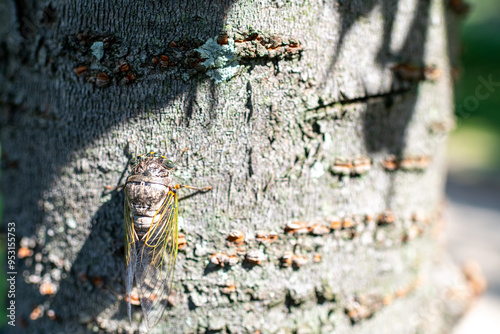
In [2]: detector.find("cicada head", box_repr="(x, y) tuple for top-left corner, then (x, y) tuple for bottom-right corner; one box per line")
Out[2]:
(130, 152), (177, 178)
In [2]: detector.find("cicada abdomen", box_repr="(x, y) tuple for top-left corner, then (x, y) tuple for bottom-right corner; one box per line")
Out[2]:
(124, 151), (210, 328)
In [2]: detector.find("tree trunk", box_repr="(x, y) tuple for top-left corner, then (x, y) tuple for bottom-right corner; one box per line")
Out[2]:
(1, 0), (474, 333)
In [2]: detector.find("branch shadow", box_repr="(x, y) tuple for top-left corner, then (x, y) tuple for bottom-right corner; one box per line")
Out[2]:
(31, 190), (126, 332)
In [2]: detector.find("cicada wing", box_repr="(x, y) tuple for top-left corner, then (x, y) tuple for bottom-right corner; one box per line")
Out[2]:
(124, 193), (137, 323)
(136, 191), (178, 328)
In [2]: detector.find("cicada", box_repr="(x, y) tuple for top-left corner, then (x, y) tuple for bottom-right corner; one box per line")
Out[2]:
(124, 151), (210, 328)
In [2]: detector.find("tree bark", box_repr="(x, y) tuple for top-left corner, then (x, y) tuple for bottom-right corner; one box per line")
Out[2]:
(1, 0), (474, 333)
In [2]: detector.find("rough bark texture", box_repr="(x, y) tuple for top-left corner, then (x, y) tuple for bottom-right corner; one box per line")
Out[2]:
(1, 0), (473, 333)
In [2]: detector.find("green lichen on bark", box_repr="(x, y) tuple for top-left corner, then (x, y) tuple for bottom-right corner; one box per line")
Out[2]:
(195, 37), (240, 83)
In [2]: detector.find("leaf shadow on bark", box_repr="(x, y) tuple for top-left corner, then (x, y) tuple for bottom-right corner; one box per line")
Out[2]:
(327, 0), (399, 73)
(327, 0), (432, 209)
(316, 0), (432, 209)
(361, 0), (431, 209)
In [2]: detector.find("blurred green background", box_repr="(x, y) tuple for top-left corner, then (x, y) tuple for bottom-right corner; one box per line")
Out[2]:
(447, 4), (500, 334)
(448, 0), (500, 179)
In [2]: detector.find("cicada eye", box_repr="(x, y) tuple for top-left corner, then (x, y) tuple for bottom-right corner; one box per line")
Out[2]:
(147, 152), (161, 158)
(163, 159), (176, 168)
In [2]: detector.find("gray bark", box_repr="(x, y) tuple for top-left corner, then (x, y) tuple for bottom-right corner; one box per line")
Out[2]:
(1, 0), (473, 333)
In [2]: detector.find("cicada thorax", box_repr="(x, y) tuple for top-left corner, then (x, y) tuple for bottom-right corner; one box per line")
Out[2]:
(125, 155), (176, 239)
(125, 178), (172, 239)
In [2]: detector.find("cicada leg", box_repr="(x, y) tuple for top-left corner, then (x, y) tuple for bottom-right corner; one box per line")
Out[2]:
(174, 184), (212, 192)
(105, 183), (125, 191)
